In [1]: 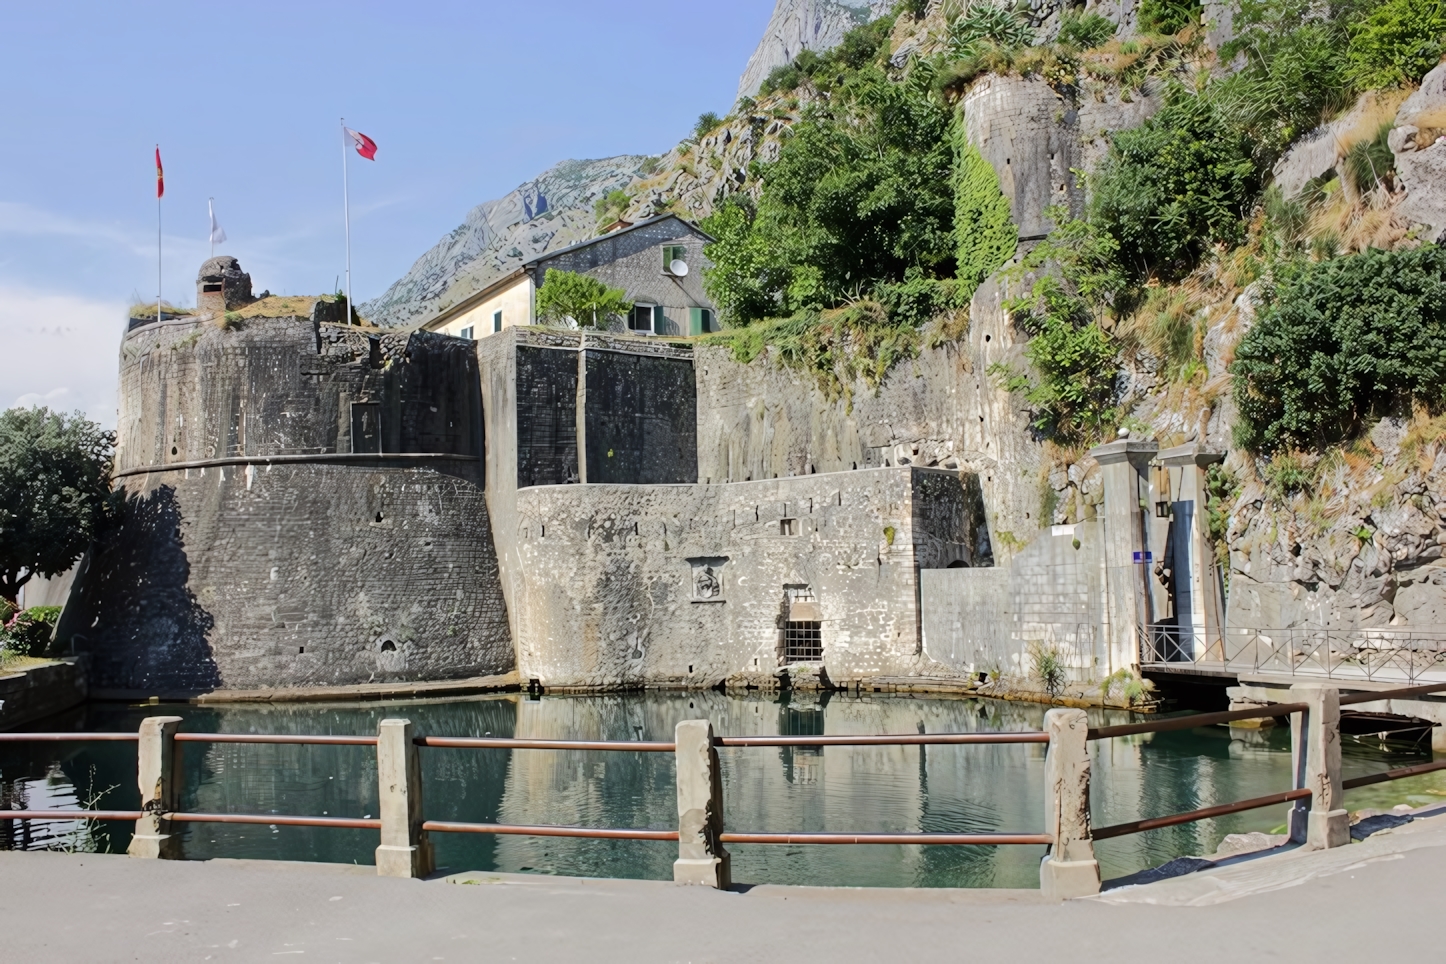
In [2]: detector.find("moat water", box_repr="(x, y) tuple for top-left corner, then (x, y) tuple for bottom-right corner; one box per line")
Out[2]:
(2, 692), (1441, 888)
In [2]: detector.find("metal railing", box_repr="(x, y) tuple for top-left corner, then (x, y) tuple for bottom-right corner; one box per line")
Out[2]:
(1141, 625), (1446, 684)
(2, 683), (1444, 895)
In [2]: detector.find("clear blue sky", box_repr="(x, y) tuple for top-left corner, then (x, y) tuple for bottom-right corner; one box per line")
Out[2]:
(0, 0), (776, 425)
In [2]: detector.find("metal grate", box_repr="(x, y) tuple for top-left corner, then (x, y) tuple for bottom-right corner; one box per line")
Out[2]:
(783, 621), (822, 662)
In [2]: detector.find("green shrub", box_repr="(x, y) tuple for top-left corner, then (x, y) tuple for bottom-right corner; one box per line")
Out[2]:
(874, 275), (965, 328)
(593, 189), (631, 227)
(1091, 89), (1258, 280)
(693, 112), (723, 140)
(1137, 0), (1202, 34)
(1231, 246), (1446, 452)
(1263, 451), (1314, 500)
(1056, 11), (1117, 49)
(947, 3), (1035, 57)
(759, 63), (803, 95)
(1346, 0), (1446, 89)
(1342, 122), (1396, 194)
(1029, 643), (1068, 697)
(1, 606), (61, 658)
(951, 121), (1018, 294)
(702, 67), (955, 323)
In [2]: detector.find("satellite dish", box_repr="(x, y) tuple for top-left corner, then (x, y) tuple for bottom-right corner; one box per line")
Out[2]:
(669, 259), (690, 277)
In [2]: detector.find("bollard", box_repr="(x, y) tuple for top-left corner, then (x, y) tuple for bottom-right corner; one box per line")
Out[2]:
(1289, 684), (1349, 849)
(674, 719), (731, 888)
(128, 715), (184, 859)
(375, 718), (434, 878)
(1040, 708), (1101, 899)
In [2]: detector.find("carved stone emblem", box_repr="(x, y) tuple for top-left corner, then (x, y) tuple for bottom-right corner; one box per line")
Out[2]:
(687, 556), (728, 603)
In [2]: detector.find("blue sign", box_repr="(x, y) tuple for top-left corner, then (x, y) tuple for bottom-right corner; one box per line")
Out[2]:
(1132, 551), (1154, 564)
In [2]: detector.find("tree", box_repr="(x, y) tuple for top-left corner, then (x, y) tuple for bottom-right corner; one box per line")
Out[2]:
(0, 407), (115, 604)
(534, 269), (632, 329)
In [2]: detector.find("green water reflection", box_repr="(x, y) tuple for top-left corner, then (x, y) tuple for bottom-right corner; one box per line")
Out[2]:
(0, 692), (1436, 888)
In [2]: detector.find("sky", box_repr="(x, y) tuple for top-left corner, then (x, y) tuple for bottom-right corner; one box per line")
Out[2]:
(0, 0), (777, 427)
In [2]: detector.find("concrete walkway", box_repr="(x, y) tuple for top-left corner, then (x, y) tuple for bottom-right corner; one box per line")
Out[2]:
(4, 818), (1445, 962)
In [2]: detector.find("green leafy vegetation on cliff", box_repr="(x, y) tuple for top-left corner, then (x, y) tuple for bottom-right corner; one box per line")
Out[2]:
(1231, 246), (1446, 452)
(0, 407), (115, 606)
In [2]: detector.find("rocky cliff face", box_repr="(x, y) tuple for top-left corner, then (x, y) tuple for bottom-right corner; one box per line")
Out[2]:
(360, 156), (650, 329)
(735, 0), (892, 99)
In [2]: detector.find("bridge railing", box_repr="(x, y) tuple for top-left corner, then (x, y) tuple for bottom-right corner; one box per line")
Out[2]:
(1141, 625), (1446, 684)
(3, 682), (1445, 895)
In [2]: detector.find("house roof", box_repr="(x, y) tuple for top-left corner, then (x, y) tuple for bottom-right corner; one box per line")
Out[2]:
(521, 213), (714, 269)
(420, 267), (529, 331)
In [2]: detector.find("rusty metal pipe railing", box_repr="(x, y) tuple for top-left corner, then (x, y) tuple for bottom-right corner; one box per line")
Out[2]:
(714, 732), (1049, 747)
(0, 809), (144, 821)
(173, 734), (378, 746)
(416, 737), (675, 752)
(0, 733), (139, 742)
(169, 813), (382, 830)
(718, 831), (1053, 845)
(1091, 788), (1313, 840)
(1089, 703), (1309, 740)
(421, 820), (678, 840)
(1339, 682), (1446, 706)
(1343, 759), (1446, 790)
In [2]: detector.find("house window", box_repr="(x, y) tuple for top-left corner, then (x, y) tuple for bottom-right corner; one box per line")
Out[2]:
(630, 304), (659, 334)
(663, 244), (688, 273)
(493, 310), (503, 333)
(780, 518), (798, 536)
(783, 621), (823, 662)
(458, 326), (474, 341)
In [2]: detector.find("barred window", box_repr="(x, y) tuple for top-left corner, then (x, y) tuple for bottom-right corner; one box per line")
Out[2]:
(783, 621), (822, 662)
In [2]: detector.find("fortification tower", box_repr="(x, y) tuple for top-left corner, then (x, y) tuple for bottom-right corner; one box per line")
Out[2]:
(60, 260), (512, 696)
(195, 256), (253, 313)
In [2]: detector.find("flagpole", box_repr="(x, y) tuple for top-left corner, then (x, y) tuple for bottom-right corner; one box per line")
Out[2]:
(157, 144), (162, 323)
(341, 118), (352, 323)
(210, 198), (214, 257)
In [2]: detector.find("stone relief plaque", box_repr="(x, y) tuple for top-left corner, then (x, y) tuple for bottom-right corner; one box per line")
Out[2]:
(687, 557), (729, 603)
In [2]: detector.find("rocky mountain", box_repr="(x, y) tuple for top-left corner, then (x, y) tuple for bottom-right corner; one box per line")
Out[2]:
(735, 0), (892, 99)
(361, 155), (650, 329)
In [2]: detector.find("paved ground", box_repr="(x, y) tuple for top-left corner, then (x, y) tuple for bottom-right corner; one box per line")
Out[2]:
(4, 817), (1445, 963)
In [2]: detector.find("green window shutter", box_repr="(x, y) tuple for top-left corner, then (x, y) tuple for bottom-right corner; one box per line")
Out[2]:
(689, 306), (702, 336)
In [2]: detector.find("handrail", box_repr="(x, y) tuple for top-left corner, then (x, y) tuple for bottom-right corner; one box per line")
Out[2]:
(174, 733), (378, 746)
(1088, 703), (1308, 740)
(416, 737), (675, 752)
(1092, 788), (1313, 840)
(421, 820), (677, 841)
(714, 732), (1049, 747)
(1339, 682), (1446, 705)
(0, 732), (139, 742)
(718, 831), (1053, 845)
(1342, 759), (1446, 790)
(169, 812), (382, 830)
(0, 809), (144, 821)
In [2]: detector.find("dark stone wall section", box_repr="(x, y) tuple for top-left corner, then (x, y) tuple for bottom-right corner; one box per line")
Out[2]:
(65, 464), (511, 693)
(69, 313), (513, 694)
(584, 350), (697, 485)
(912, 470), (993, 570)
(514, 346), (578, 488)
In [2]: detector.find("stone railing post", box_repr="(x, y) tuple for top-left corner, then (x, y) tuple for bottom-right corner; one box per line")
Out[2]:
(1040, 708), (1100, 899)
(1289, 684), (1348, 849)
(375, 718), (434, 878)
(674, 719), (730, 888)
(128, 715), (184, 859)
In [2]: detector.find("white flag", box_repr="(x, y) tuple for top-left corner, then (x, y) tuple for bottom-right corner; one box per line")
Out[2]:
(208, 198), (227, 246)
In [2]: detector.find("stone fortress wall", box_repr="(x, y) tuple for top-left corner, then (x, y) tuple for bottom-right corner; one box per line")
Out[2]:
(62, 260), (513, 694)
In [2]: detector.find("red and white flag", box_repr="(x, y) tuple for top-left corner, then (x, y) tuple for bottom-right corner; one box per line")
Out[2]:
(344, 128), (377, 161)
(155, 146), (164, 198)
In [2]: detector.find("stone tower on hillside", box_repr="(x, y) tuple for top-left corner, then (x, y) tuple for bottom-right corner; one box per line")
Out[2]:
(196, 256), (254, 312)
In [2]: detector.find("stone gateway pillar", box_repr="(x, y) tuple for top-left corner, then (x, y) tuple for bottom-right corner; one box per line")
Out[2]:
(1087, 433), (1159, 675)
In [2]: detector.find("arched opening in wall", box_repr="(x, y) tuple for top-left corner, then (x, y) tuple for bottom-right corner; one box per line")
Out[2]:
(947, 560), (969, 568)
(379, 639), (396, 652)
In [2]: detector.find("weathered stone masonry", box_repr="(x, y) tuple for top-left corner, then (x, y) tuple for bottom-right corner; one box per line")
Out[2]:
(64, 278), (513, 694)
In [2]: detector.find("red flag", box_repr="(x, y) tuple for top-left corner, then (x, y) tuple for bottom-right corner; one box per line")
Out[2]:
(155, 146), (164, 198)
(344, 127), (377, 161)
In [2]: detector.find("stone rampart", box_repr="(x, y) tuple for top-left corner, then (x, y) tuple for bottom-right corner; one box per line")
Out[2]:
(64, 312), (512, 694)
(507, 466), (985, 688)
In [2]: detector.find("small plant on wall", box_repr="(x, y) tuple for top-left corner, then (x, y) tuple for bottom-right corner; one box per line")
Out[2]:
(1029, 642), (1068, 698)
